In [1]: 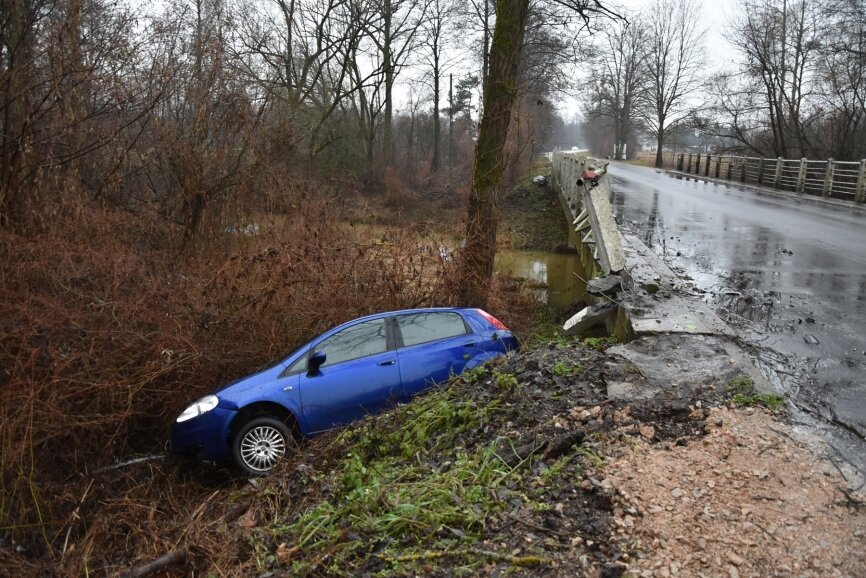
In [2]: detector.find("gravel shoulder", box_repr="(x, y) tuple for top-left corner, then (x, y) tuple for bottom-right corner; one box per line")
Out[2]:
(607, 406), (866, 578)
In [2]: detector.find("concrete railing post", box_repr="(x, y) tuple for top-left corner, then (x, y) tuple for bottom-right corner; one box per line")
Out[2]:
(796, 158), (807, 194)
(773, 157), (783, 188)
(856, 159), (866, 203)
(822, 159), (835, 197)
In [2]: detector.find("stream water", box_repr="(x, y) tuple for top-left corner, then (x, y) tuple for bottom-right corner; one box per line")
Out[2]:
(495, 250), (589, 312)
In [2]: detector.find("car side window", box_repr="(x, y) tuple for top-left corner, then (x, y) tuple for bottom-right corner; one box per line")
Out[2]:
(314, 319), (388, 367)
(282, 351), (309, 377)
(396, 312), (469, 347)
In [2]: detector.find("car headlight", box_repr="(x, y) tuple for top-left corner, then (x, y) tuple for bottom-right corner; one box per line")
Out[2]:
(176, 395), (219, 423)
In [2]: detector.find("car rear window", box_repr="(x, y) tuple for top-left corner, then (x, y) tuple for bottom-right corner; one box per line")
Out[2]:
(396, 312), (468, 347)
(315, 319), (388, 367)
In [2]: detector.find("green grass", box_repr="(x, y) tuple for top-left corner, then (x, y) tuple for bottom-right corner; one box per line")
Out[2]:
(254, 382), (555, 575)
(551, 361), (585, 377)
(726, 375), (787, 413)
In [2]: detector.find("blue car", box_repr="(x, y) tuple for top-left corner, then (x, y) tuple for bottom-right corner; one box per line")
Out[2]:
(171, 308), (519, 474)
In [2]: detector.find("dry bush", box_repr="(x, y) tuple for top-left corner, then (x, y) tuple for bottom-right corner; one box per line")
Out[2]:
(382, 166), (410, 209)
(0, 182), (466, 574)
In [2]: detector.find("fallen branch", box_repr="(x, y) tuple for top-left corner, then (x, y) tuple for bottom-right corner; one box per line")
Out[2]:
(378, 547), (549, 567)
(120, 547), (188, 578)
(93, 454), (166, 474)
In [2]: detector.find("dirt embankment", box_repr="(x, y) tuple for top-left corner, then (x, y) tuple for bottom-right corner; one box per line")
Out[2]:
(43, 336), (859, 578)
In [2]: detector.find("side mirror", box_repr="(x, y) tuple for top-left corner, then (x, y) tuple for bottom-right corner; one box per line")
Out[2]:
(307, 351), (327, 375)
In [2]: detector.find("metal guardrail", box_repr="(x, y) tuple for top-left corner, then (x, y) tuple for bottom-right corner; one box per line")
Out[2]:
(636, 152), (866, 203)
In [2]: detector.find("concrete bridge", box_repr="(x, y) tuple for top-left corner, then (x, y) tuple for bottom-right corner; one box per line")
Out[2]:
(551, 153), (866, 476)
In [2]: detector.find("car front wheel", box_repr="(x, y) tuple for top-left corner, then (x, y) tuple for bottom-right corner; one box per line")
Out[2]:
(231, 417), (291, 475)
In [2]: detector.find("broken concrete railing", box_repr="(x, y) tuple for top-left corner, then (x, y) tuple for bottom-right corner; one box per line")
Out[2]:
(551, 151), (627, 334)
(551, 151), (625, 275)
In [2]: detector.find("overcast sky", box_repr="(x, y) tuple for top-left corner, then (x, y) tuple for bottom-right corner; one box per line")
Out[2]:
(560, 0), (737, 118)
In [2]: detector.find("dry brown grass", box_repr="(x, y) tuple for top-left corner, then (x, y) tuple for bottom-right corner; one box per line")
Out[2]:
(0, 176), (545, 575)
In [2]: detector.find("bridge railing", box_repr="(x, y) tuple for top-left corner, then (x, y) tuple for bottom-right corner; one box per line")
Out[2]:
(635, 151), (866, 203)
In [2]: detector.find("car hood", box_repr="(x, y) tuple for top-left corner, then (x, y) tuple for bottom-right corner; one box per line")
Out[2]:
(215, 363), (284, 399)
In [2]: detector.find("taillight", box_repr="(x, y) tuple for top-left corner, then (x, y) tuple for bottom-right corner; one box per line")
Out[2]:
(475, 309), (508, 330)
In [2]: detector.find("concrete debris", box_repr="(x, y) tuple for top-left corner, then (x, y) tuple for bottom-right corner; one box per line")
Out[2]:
(587, 275), (624, 296)
(563, 302), (616, 335)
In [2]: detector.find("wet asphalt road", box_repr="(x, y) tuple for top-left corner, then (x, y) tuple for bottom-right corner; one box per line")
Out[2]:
(607, 162), (866, 467)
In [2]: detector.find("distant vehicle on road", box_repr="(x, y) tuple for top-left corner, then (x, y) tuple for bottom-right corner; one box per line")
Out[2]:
(171, 308), (518, 474)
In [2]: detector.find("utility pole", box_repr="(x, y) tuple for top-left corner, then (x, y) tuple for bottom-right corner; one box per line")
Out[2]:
(448, 73), (454, 190)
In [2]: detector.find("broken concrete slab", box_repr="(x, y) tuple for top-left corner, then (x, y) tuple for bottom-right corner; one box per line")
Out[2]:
(607, 334), (775, 402)
(587, 275), (623, 296)
(620, 233), (733, 337)
(563, 302), (616, 334)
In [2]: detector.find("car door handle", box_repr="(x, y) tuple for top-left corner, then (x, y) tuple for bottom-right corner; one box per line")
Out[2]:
(463, 342), (481, 347)
(283, 385), (294, 391)
(378, 360), (396, 366)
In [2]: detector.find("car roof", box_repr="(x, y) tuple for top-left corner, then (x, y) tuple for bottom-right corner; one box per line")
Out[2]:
(346, 307), (470, 324)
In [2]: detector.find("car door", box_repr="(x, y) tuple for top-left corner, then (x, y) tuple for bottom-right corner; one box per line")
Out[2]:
(298, 317), (400, 433)
(393, 311), (476, 400)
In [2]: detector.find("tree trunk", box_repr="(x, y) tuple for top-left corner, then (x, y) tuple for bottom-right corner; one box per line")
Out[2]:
(0, 0), (33, 223)
(459, 0), (529, 307)
(654, 128), (665, 168)
(432, 60), (441, 172)
(383, 0), (394, 166)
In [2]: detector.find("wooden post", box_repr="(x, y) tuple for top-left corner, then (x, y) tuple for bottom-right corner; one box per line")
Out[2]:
(757, 157), (765, 185)
(741, 157), (747, 183)
(822, 159), (835, 197)
(727, 156), (734, 181)
(705, 154), (712, 177)
(695, 154), (701, 175)
(856, 159), (866, 203)
(715, 155), (722, 178)
(773, 157), (783, 188)
(677, 153), (683, 171)
(796, 158), (807, 194)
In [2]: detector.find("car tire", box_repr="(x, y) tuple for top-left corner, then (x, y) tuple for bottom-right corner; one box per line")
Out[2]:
(231, 417), (292, 475)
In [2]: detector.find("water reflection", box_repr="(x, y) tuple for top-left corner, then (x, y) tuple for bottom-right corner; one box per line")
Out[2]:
(495, 250), (589, 311)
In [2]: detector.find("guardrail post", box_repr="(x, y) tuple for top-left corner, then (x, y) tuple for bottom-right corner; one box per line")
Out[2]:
(796, 158), (807, 193)
(856, 159), (866, 203)
(822, 159), (835, 197)
(773, 157), (783, 188)
(757, 157), (765, 185)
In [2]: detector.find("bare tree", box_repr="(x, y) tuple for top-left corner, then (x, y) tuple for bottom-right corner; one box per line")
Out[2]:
(641, 0), (704, 167)
(816, 0), (866, 159)
(373, 0), (428, 166)
(460, 0), (619, 306)
(725, 0), (823, 158)
(585, 16), (646, 159)
(421, 0), (461, 173)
